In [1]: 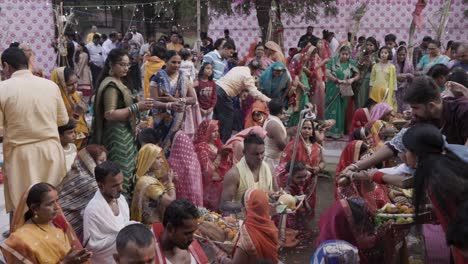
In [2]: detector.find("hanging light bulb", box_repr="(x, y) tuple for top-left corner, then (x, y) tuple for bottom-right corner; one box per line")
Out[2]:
(97, 6), (100, 10)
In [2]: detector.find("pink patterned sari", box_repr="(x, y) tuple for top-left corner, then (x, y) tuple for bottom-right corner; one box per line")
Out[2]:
(168, 131), (203, 206)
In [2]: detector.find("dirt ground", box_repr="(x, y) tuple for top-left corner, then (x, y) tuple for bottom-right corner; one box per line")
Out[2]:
(279, 174), (336, 264)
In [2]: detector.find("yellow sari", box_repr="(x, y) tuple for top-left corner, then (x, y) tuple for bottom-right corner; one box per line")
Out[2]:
(1, 185), (86, 264)
(369, 120), (386, 152)
(131, 144), (171, 223)
(369, 63), (398, 111)
(51, 67), (89, 148)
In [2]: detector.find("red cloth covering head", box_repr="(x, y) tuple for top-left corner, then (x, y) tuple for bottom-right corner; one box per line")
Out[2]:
(243, 189), (279, 263)
(193, 119), (222, 148)
(349, 108), (371, 135)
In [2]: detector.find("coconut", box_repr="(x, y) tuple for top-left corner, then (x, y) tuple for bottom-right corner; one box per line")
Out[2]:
(278, 194), (297, 210)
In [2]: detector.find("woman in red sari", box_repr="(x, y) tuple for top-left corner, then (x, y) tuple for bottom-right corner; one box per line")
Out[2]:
(276, 119), (325, 219)
(193, 120), (228, 211)
(316, 197), (388, 264)
(334, 140), (390, 212)
(204, 189), (279, 263)
(305, 40), (330, 119)
(349, 107), (371, 135)
(284, 161), (316, 230)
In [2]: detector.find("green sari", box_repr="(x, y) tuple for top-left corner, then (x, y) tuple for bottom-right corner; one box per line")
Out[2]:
(91, 77), (138, 200)
(354, 52), (378, 109)
(325, 56), (359, 138)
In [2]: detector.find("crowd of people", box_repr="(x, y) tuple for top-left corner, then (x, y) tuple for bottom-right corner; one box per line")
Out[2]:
(0, 22), (467, 264)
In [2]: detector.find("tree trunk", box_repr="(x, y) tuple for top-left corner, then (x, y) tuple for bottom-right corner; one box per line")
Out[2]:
(143, 2), (155, 38)
(255, 0), (272, 42)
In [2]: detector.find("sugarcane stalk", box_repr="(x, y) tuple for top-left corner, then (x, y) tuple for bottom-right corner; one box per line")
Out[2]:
(408, 0), (428, 65)
(435, 0), (452, 41)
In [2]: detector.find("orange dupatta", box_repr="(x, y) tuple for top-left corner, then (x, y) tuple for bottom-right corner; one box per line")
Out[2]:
(238, 189), (279, 262)
(244, 100), (270, 129)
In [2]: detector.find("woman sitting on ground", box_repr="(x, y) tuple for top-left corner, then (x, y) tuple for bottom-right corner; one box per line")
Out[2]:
(275, 118), (325, 220)
(1, 183), (91, 263)
(284, 161), (315, 231)
(131, 144), (177, 226)
(57, 144), (108, 241)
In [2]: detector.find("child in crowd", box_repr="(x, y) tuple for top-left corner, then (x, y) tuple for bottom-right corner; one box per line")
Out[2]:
(179, 48), (197, 81)
(58, 120), (77, 172)
(194, 62), (217, 120)
(369, 46), (398, 110)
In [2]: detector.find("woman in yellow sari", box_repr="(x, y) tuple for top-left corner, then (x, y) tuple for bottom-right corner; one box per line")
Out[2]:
(131, 144), (176, 225)
(51, 67), (89, 148)
(1, 183), (90, 264)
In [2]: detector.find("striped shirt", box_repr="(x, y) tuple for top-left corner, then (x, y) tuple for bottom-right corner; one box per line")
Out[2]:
(202, 50), (226, 80)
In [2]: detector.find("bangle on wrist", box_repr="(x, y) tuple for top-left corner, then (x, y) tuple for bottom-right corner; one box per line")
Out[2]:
(350, 163), (360, 170)
(128, 103), (138, 114)
(372, 171), (385, 184)
(349, 172), (355, 181)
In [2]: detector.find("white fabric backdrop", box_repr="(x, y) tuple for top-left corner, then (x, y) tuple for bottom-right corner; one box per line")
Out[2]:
(208, 0), (468, 57)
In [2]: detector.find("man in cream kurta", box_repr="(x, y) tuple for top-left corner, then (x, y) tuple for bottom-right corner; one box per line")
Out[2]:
(0, 47), (68, 212)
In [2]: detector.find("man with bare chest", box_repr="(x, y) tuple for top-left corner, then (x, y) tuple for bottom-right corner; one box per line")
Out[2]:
(154, 199), (208, 264)
(219, 134), (275, 213)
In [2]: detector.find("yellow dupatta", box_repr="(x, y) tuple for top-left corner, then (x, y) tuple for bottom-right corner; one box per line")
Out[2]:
(143, 56), (165, 98)
(131, 144), (171, 223)
(51, 67), (89, 148)
(1, 184), (87, 264)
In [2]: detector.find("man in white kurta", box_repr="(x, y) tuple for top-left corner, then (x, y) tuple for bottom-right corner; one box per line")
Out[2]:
(0, 47), (68, 212)
(83, 161), (130, 264)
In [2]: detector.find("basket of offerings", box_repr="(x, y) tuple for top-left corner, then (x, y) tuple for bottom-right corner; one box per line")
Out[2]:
(375, 203), (415, 229)
(195, 209), (240, 253)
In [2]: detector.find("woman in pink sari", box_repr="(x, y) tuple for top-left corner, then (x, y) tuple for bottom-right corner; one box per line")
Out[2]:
(193, 120), (228, 211)
(265, 41), (286, 65)
(221, 126), (268, 169)
(168, 131), (203, 206)
(369, 102), (393, 122)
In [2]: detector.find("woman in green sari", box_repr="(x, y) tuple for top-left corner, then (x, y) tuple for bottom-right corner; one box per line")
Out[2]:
(259, 61), (291, 105)
(91, 48), (154, 200)
(325, 45), (360, 139)
(354, 37), (379, 109)
(287, 44), (315, 126)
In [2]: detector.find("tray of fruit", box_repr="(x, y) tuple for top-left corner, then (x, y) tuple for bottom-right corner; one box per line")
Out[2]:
(195, 209), (240, 253)
(375, 203), (415, 227)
